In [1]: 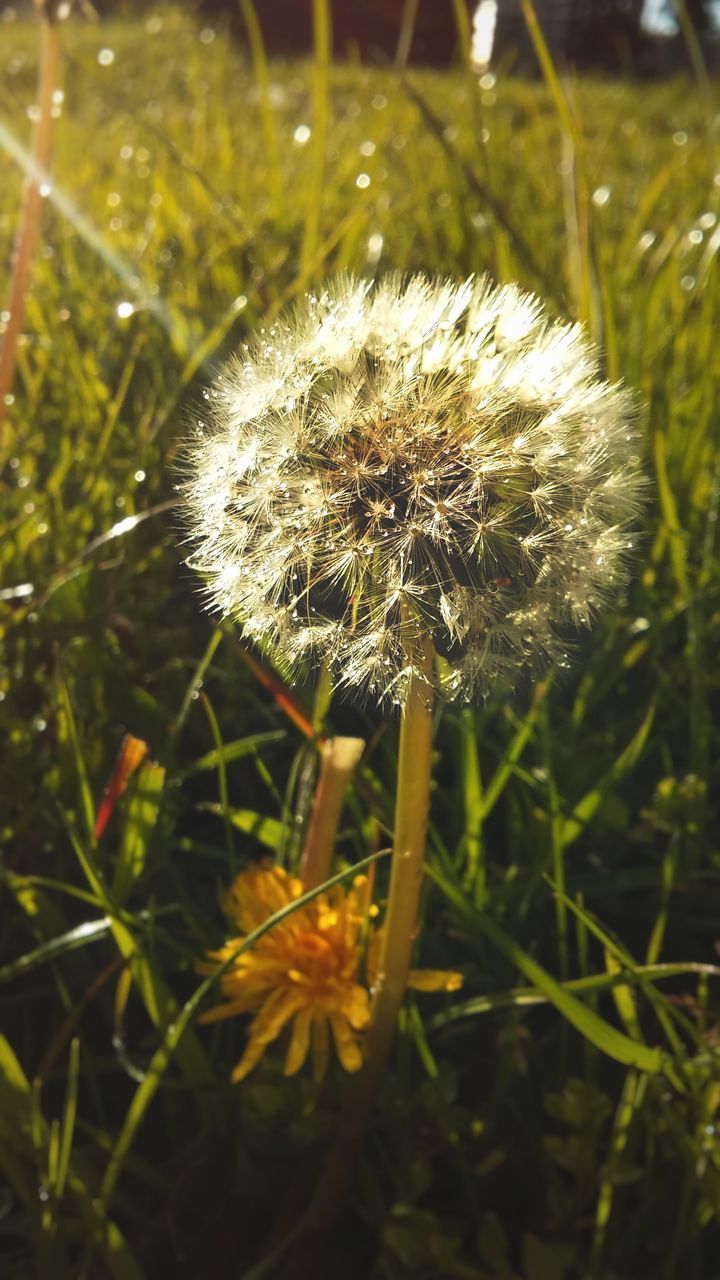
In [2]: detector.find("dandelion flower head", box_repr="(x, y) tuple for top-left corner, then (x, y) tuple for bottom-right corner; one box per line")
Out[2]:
(199, 864), (461, 1083)
(183, 274), (644, 703)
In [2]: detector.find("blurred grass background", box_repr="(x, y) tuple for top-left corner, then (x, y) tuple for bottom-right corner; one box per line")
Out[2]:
(1, 3), (720, 1278)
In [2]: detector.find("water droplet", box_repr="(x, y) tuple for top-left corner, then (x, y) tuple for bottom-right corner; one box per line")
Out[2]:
(98, 47), (115, 66)
(367, 231), (383, 265)
(371, 94), (387, 110)
(0, 582), (33, 602)
(32, 716), (46, 733)
(359, 138), (376, 157)
(293, 123), (311, 146)
(199, 27), (215, 43)
(116, 301), (134, 319)
(356, 173), (371, 190)
(134, 469), (146, 483)
(592, 185), (611, 207)
(672, 129), (688, 146)
(680, 275), (696, 292)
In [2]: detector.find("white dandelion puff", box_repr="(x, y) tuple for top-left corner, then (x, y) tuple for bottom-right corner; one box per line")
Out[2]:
(180, 274), (645, 705)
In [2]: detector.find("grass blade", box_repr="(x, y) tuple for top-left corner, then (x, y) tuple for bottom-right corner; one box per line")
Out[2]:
(428, 866), (664, 1073)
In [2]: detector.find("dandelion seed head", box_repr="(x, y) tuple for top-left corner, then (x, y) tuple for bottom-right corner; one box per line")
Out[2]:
(182, 274), (645, 704)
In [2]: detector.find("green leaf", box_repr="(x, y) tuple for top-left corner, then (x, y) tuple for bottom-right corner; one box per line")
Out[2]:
(179, 731), (285, 778)
(428, 867), (665, 1074)
(561, 703), (656, 846)
(56, 666), (96, 846)
(113, 759), (166, 905)
(199, 802), (285, 852)
(0, 916), (111, 984)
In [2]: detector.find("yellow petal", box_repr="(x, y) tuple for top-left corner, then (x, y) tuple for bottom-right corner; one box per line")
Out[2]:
(344, 985), (371, 1030)
(230, 990), (303, 1083)
(407, 968), (463, 992)
(284, 1007), (313, 1076)
(330, 1014), (363, 1073)
(198, 995), (262, 1024)
(311, 1017), (330, 1083)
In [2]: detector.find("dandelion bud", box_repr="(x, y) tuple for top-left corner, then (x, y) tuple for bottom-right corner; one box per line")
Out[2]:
(181, 274), (644, 704)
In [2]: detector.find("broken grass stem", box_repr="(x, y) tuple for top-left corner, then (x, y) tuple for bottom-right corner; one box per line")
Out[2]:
(299, 736), (365, 890)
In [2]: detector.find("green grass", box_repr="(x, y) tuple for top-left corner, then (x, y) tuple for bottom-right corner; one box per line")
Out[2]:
(1, 5), (720, 1278)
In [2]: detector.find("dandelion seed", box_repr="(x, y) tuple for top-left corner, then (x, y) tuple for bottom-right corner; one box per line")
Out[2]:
(182, 274), (644, 704)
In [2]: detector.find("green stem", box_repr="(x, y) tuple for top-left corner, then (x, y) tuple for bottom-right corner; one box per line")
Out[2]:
(363, 635), (435, 1071)
(281, 638), (435, 1280)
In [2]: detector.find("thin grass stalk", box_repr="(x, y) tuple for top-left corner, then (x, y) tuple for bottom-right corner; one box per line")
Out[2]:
(0, 0), (61, 437)
(394, 0), (419, 69)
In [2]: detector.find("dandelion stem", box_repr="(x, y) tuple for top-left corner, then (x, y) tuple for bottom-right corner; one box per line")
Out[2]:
(282, 637), (435, 1280)
(363, 634), (435, 1069)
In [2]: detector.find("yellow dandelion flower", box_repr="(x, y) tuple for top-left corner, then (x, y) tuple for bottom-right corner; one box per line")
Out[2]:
(198, 863), (463, 1083)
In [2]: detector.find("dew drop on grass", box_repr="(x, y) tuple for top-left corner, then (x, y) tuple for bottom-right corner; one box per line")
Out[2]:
(98, 47), (115, 66)
(367, 232), (383, 265)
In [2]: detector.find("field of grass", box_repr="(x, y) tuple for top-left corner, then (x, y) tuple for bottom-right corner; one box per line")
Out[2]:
(1, 4), (720, 1278)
